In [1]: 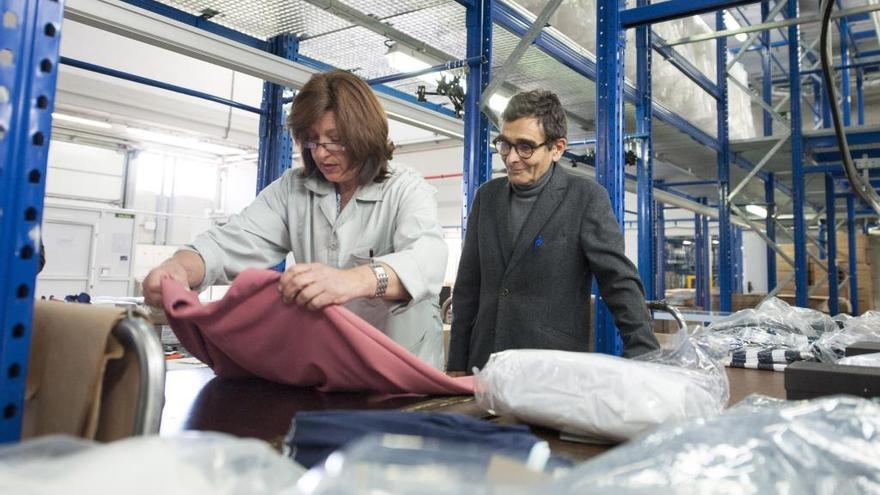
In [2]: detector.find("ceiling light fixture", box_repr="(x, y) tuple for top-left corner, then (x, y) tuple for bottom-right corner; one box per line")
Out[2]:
(126, 127), (248, 156)
(745, 204), (768, 218)
(488, 93), (511, 114)
(52, 112), (113, 129)
(385, 42), (442, 85)
(723, 11), (749, 43)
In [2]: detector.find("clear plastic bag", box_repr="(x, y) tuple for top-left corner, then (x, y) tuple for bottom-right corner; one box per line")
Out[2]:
(472, 325), (729, 443)
(813, 311), (880, 363)
(837, 352), (880, 367)
(295, 433), (558, 495)
(0, 433), (304, 495)
(549, 394), (880, 494)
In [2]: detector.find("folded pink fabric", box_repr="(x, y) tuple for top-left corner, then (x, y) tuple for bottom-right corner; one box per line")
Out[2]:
(162, 269), (473, 395)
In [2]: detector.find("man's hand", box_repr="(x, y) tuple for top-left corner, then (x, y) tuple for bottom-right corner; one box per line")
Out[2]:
(142, 260), (190, 307)
(278, 263), (373, 311)
(446, 371), (467, 378)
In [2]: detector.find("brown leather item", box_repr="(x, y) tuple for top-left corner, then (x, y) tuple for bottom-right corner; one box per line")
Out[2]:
(23, 302), (141, 442)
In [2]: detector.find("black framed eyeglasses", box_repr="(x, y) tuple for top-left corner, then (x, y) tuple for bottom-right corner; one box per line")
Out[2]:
(303, 141), (346, 153)
(491, 138), (550, 159)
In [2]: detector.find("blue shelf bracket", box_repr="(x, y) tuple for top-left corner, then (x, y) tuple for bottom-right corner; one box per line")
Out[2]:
(761, 0), (773, 136)
(788, 0), (808, 307)
(636, 0), (655, 301)
(716, 11), (733, 312)
(825, 174), (839, 315)
(594, 0), (626, 355)
(698, 198), (711, 309)
(655, 188), (667, 300)
(0, 0), (64, 443)
(765, 173), (777, 292)
(256, 34), (297, 193)
(461, 0), (492, 239)
(846, 195), (859, 314)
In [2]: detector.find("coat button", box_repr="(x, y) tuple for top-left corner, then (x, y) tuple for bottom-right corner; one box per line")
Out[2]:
(500, 288), (510, 297)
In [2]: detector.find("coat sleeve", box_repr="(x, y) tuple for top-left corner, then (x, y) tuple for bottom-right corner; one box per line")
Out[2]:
(446, 188), (483, 371)
(579, 183), (660, 357)
(373, 172), (448, 311)
(183, 172), (293, 291)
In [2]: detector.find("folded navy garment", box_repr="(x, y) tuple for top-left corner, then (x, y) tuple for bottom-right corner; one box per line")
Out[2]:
(285, 410), (547, 469)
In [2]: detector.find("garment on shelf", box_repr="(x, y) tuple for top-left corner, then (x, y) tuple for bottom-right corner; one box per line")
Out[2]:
(161, 269), (473, 395)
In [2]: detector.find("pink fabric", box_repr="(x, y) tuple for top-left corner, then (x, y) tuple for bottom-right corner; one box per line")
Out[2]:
(162, 269), (473, 395)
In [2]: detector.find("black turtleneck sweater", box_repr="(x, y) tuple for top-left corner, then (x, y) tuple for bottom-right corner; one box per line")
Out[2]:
(508, 163), (555, 244)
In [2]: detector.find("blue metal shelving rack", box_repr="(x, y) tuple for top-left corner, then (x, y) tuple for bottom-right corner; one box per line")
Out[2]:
(0, 0), (65, 443)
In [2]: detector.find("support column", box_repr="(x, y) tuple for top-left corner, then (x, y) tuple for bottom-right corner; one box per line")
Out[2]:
(716, 11), (733, 312)
(765, 174), (777, 292)
(462, 0), (493, 236)
(857, 70), (865, 126)
(847, 195), (859, 314)
(761, 0), (773, 137)
(655, 199), (666, 298)
(700, 200), (711, 310)
(789, 0), (808, 308)
(839, 17), (851, 127)
(594, 0), (626, 355)
(257, 35), (297, 192)
(825, 174), (839, 315)
(0, 0), (64, 442)
(635, 0), (654, 301)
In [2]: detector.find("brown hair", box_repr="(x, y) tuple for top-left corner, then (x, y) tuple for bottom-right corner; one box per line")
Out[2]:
(287, 70), (394, 184)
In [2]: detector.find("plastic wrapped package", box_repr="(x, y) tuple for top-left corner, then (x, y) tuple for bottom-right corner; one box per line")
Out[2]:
(548, 395), (880, 494)
(296, 433), (559, 495)
(838, 352), (880, 367)
(473, 327), (729, 443)
(0, 433), (304, 495)
(700, 297), (836, 369)
(813, 311), (880, 363)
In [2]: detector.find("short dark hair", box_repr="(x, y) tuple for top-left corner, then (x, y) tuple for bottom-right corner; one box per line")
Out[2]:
(501, 90), (567, 143)
(287, 70), (394, 185)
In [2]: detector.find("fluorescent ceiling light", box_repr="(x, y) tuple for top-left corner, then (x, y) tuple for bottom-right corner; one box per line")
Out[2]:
(52, 112), (113, 129)
(712, 239), (720, 245)
(682, 239), (693, 245)
(746, 204), (768, 218)
(126, 127), (247, 156)
(385, 42), (438, 85)
(723, 11), (748, 42)
(488, 94), (511, 114)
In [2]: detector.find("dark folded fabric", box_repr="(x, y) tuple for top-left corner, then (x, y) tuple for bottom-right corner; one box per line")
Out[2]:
(285, 410), (546, 469)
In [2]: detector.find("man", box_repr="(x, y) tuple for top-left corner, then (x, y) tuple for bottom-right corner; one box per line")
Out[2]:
(446, 90), (660, 375)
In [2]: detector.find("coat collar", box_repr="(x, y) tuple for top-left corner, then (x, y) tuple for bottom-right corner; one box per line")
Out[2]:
(504, 164), (569, 272)
(303, 169), (386, 202)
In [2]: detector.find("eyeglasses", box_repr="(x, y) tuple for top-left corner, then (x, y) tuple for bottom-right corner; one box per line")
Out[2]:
(492, 138), (550, 159)
(303, 141), (346, 153)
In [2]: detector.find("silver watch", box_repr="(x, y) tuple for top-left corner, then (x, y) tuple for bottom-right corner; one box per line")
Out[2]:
(370, 261), (389, 298)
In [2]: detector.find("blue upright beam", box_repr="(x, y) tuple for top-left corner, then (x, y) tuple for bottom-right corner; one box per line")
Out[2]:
(857, 70), (865, 126)
(789, 0), (808, 307)
(825, 174), (839, 315)
(716, 11), (733, 313)
(594, 0), (625, 355)
(733, 227), (743, 294)
(765, 174), (777, 292)
(694, 207), (705, 304)
(461, 0), (492, 236)
(761, 0), (773, 137)
(655, 197), (667, 299)
(846, 196), (859, 314)
(697, 198), (711, 309)
(840, 17), (852, 127)
(620, 0), (757, 29)
(636, 0), (655, 301)
(256, 35), (296, 193)
(0, 0), (64, 443)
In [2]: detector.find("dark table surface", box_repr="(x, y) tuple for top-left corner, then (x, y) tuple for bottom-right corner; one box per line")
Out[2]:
(160, 366), (786, 461)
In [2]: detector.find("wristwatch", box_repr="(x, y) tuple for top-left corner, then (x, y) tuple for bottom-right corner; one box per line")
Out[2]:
(370, 260), (389, 298)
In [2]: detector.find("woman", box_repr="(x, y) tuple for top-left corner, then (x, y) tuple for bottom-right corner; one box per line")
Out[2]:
(143, 70), (448, 368)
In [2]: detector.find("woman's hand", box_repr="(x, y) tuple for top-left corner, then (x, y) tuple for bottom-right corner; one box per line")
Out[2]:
(278, 263), (374, 310)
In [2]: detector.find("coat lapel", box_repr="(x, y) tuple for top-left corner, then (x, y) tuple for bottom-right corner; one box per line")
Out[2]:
(504, 166), (568, 273)
(493, 183), (514, 266)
